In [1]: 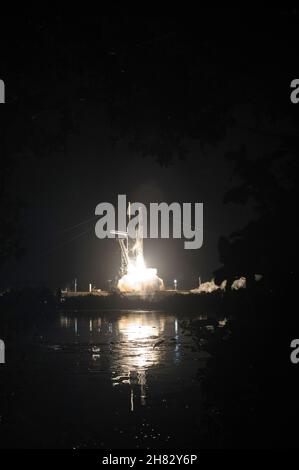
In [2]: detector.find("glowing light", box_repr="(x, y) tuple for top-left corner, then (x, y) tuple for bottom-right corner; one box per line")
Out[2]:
(113, 204), (164, 293)
(115, 315), (165, 373)
(118, 315), (165, 342)
(118, 254), (164, 293)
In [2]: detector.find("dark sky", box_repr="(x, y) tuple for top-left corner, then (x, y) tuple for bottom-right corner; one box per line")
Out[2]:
(0, 10), (297, 289)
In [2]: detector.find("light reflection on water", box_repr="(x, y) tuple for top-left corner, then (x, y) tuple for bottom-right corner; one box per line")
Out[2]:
(2, 310), (211, 449)
(59, 312), (184, 411)
(31, 310), (208, 448)
(115, 314), (175, 410)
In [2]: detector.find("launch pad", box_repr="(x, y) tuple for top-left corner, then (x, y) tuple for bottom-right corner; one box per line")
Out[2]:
(111, 203), (164, 294)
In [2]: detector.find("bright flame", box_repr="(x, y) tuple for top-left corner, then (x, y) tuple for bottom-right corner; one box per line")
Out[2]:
(118, 254), (164, 293)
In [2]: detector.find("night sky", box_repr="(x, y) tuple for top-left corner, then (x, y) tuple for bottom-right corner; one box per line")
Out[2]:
(0, 10), (298, 290)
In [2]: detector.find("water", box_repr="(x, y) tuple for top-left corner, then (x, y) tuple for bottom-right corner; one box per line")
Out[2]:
(2, 311), (208, 449)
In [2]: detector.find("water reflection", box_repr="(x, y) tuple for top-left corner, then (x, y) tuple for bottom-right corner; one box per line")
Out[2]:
(59, 311), (181, 411)
(2, 310), (209, 449)
(113, 315), (169, 410)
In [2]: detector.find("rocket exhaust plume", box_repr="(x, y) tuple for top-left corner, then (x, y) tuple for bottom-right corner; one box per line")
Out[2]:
(118, 254), (164, 293)
(111, 204), (164, 294)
